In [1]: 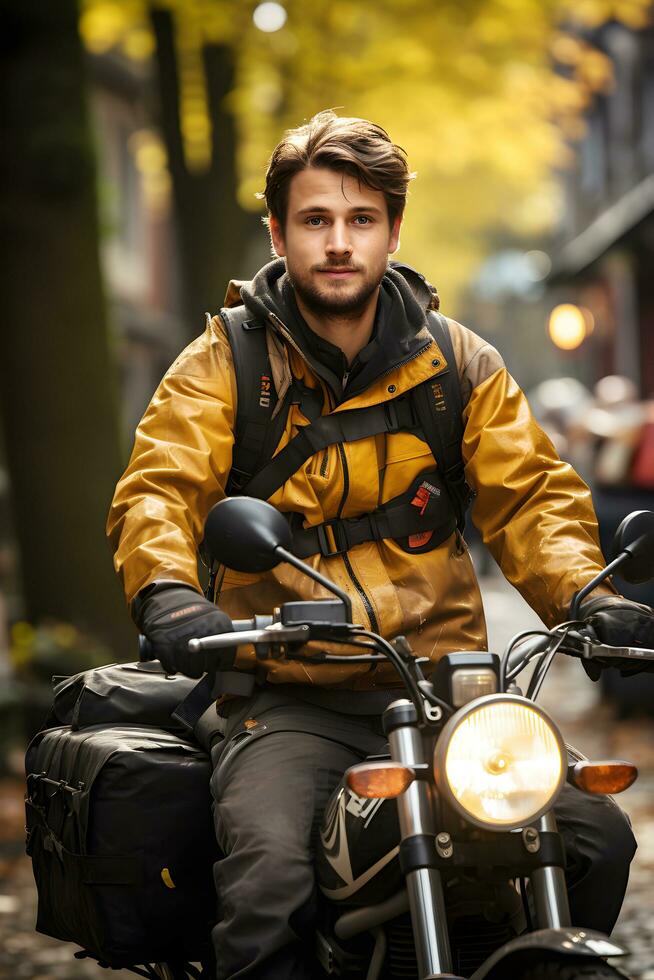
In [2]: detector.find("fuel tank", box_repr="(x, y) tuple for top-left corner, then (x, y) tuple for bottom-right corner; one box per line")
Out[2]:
(316, 775), (402, 907)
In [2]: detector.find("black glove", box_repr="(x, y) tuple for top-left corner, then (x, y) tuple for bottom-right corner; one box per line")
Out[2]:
(578, 594), (654, 679)
(137, 584), (235, 678)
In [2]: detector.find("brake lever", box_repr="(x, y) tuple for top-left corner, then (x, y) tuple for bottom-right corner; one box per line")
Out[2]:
(579, 639), (654, 662)
(558, 628), (654, 663)
(188, 623), (311, 652)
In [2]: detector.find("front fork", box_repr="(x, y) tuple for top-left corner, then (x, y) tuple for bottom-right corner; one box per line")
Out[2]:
(385, 701), (572, 980)
(386, 702), (453, 978)
(530, 811), (572, 928)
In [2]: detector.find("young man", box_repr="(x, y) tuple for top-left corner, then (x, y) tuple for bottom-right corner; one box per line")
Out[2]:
(108, 111), (651, 979)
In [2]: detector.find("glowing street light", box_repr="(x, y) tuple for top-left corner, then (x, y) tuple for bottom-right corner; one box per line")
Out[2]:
(253, 2), (287, 32)
(547, 304), (593, 351)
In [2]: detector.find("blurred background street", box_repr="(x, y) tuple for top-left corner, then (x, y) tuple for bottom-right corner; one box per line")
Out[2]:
(1, 0), (654, 977)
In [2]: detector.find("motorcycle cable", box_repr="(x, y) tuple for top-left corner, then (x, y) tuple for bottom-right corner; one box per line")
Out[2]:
(526, 626), (574, 701)
(280, 636), (428, 676)
(500, 629), (557, 690)
(253, 629), (451, 722)
(523, 620), (589, 699)
(501, 620), (588, 690)
(506, 648), (549, 685)
(357, 629), (453, 722)
(300, 627), (427, 716)
(278, 635), (388, 667)
(518, 877), (534, 932)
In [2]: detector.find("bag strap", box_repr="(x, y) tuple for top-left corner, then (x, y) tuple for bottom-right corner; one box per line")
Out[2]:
(25, 793), (143, 885)
(220, 306), (289, 494)
(412, 311), (473, 532)
(288, 469), (456, 558)
(242, 396), (417, 501)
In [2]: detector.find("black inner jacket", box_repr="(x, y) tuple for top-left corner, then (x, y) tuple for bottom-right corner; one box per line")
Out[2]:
(239, 259), (435, 404)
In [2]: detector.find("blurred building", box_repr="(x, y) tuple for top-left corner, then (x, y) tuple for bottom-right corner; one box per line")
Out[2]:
(547, 21), (654, 713)
(549, 21), (654, 398)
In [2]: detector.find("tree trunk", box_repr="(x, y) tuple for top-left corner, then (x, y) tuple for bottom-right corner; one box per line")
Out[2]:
(150, 7), (260, 337)
(0, 0), (132, 653)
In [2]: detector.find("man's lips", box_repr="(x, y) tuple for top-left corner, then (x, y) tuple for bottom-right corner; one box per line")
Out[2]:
(316, 267), (359, 278)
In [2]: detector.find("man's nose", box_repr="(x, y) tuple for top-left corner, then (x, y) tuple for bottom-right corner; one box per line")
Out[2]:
(325, 221), (352, 257)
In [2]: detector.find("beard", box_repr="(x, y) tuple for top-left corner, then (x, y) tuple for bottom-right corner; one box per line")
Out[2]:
(288, 259), (386, 318)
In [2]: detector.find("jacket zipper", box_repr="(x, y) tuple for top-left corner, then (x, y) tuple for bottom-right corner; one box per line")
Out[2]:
(377, 340), (433, 380)
(336, 443), (349, 518)
(320, 382), (333, 477)
(336, 443), (380, 634)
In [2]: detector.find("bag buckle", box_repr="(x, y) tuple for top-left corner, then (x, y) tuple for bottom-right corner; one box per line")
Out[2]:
(317, 520), (349, 558)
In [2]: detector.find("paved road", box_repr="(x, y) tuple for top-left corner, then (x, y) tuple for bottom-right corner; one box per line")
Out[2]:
(0, 568), (652, 978)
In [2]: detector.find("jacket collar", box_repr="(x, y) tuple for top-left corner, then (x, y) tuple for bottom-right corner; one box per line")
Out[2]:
(224, 259), (443, 403)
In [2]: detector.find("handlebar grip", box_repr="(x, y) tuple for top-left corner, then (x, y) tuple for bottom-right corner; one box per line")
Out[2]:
(138, 617), (272, 661)
(138, 634), (155, 661)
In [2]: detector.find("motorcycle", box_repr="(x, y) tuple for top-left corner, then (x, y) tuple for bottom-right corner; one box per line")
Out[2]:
(142, 499), (654, 980)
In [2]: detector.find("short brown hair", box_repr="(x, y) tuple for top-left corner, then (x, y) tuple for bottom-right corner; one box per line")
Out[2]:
(262, 110), (414, 228)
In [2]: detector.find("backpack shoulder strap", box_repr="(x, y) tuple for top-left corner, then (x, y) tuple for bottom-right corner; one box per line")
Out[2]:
(411, 311), (473, 531)
(219, 306), (289, 495)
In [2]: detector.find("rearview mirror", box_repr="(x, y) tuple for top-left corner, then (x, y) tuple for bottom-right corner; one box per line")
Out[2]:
(203, 496), (293, 573)
(611, 511), (654, 584)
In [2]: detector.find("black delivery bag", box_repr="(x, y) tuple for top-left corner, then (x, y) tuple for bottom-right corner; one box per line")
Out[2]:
(44, 660), (210, 733)
(25, 723), (218, 967)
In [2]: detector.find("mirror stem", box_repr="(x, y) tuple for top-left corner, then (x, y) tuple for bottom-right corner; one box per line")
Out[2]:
(274, 546), (354, 622)
(570, 551), (630, 619)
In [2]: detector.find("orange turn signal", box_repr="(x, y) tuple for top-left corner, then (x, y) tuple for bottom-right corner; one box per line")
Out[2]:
(345, 762), (416, 799)
(570, 760), (638, 795)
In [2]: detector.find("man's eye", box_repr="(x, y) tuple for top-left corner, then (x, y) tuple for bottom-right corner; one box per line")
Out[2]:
(306, 216), (325, 226)
(353, 215), (372, 225)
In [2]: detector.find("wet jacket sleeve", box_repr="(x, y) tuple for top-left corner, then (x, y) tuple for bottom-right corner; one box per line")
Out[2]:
(453, 322), (615, 627)
(106, 317), (236, 604)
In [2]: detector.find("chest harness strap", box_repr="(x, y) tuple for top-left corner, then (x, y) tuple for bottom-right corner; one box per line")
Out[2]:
(220, 306), (472, 560)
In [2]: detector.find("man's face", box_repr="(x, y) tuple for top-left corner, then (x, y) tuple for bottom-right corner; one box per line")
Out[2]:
(269, 167), (401, 316)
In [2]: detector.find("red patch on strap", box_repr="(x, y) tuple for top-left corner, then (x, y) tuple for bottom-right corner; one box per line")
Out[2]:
(411, 486), (431, 516)
(408, 531), (433, 549)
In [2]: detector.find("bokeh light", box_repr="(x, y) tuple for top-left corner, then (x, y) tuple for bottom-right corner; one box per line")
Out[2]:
(547, 304), (593, 350)
(253, 3), (287, 33)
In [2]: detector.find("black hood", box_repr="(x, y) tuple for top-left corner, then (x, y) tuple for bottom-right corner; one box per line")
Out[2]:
(238, 258), (438, 400)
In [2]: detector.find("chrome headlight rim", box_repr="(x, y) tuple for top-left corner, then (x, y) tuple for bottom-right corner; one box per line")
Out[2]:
(433, 693), (567, 832)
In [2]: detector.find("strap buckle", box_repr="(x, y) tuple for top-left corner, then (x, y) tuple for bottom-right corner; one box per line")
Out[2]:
(384, 396), (416, 433)
(226, 468), (250, 493)
(384, 400), (400, 432)
(317, 519), (349, 558)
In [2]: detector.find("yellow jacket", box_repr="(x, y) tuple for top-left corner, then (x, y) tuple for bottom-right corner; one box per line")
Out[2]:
(107, 263), (612, 689)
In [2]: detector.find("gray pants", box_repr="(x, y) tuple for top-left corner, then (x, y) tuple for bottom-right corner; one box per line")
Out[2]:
(208, 691), (637, 980)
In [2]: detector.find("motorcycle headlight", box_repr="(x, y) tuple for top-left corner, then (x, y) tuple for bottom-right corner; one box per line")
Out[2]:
(434, 695), (566, 831)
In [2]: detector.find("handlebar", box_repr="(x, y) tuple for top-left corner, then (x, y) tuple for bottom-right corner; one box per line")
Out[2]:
(138, 610), (654, 705)
(136, 610), (454, 724)
(504, 629), (654, 688)
(138, 616), (272, 662)
(140, 621), (654, 669)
